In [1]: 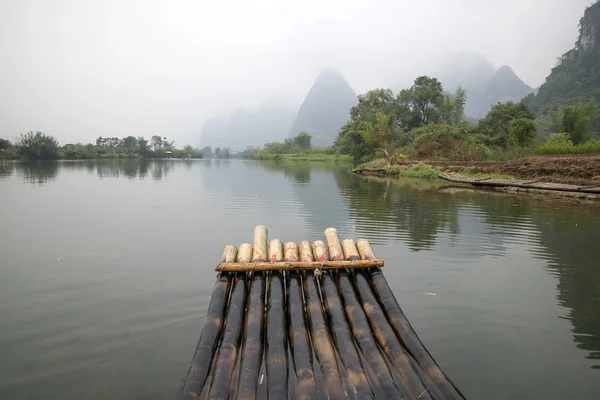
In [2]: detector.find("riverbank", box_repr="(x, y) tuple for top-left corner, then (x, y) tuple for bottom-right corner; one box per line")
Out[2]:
(253, 153), (352, 162)
(353, 154), (600, 199)
(354, 154), (600, 185)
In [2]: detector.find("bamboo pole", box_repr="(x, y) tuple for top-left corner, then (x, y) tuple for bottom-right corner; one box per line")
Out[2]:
(344, 239), (430, 399)
(268, 239), (284, 262)
(320, 271), (375, 399)
(302, 247), (345, 400)
(353, 270), (430, 400)
(298, 241), (314, 263)
(312, 240), (329, 262)
(207, 276), (248, 400)
(359, 240), (465, 399)
(265, 269), (288, 399)
(324, 228), (344, 261)
(208, 246), (246, 400)
(178, 246), (236, 400)
(286, 244), (318, 400)
(341, 239), (360, 261)
(238, 243), (253, 263)
(284, 242), (300, 262)
(214, 260), (384, 272)
(337, 269), (404, 399)
(252, 225), (268, 262)
(233, 243), (265, 400)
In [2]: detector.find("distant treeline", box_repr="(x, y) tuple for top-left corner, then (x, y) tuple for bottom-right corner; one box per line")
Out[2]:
(249, 74), (600, 165)
(0, 133), (203, 160)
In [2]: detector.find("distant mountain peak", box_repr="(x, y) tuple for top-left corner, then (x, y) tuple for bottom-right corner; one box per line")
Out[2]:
(289, 69), (357, 147)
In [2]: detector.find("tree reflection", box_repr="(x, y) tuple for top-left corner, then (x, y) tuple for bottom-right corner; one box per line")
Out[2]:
(0, 160), (14, 179)
(529, 206), (600, 368)
(260, 161), (312, 183)
(15, 161), (60, 185)
(334, 172), (460, 250)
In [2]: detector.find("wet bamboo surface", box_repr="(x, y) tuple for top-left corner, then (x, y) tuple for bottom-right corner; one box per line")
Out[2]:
(178, 226), (465, 400)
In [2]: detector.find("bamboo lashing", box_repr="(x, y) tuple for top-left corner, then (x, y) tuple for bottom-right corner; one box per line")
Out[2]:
(214, 259), (384, 272)
(179, 226), (465, 400)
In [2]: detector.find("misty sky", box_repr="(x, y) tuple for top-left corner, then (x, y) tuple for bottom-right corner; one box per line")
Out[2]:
(0, 0), (593, 146)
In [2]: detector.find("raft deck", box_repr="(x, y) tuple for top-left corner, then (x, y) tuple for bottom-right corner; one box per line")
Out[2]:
(177, 226), (464, 400)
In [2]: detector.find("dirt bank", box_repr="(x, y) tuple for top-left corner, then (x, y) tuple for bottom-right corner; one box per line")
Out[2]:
(434, 154), (600, 186)
(355, 155), (600, 186)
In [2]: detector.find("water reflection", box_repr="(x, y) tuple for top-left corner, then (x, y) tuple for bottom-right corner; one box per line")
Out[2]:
(0, 160), (14, 179)
(11, 159), (186, 184)
(332, 171), (600, 367)
(22, 159), (597, 367)
(15, 161), (60, 185)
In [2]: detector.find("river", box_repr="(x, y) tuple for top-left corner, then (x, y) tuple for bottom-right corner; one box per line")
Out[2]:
(1, 159), (599, 399)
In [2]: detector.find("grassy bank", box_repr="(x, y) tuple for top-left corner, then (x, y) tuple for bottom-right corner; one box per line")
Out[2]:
(354, 159), (515, 180)
(254, 153), (352, 162)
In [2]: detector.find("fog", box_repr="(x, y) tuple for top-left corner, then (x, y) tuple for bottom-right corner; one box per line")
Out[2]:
(0, 0), (592, 146)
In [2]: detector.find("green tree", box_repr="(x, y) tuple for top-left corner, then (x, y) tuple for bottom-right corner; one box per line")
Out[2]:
(151, 135), (163, 150)
(548, 100), (597, 144)
(0, 138), (12, 149)
(402, 76), (444, 126)
(359, 112), (395, 165)
(349, 88), (397, 123)
(16, 131), (60, 159)
(453, 86), (467, 124)
(138, 137), (148, 157)
(509, 118), (538, 153)
(546, 132), (573, 146)
(476, 102), (536, 148)
(439, 94), (455, 125)
(292, 132), (312, 149)
(121, 136), (138, 153)
(334, 122), (367, 164)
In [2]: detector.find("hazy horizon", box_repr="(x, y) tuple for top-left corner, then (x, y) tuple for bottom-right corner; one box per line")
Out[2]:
(0, 0), (593, 147)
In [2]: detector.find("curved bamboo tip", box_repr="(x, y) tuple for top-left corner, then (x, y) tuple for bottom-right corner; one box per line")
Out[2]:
(269, 239), (284, 262)
(221, 245), (238, 263)
(284, 242), (299, 262)
(238, 243), (253, 263)
(324, 227), (344, 261)
(252, 225), (268, 262)
(341, 239), (360, 261)
(312, 240), (329, 262)
(298, 240), (314, 262)
(356, 239), (376, 261)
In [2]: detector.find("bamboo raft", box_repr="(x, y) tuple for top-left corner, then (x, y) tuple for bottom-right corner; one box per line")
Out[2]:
(177, 226), (465, 400)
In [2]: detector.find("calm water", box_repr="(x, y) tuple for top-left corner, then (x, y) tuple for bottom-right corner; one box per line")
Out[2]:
(1, 159), (599, 399)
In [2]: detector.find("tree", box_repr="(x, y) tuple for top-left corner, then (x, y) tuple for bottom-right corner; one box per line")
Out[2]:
(334, 121), (367, 164)
(476, 102), (536, 148)
(151, 135), (163, 150)
(0, 138), (12, 149)
(509, 118), (538, 153)
(200, 146), (212, 158)
(138, 137), (148, 157)
(439, 94), (455, 125)
(121, 136), (138, 153)
(453, 86), (467, 124)
(292, 132), (312, 149)
(350, 88), (397, 122)
(16, 131), (60, 159)
(214, 147), (221, 158)
(548, 100), (597, 144)
(403, 76), (444, 126)
(359, 112), (395, 165)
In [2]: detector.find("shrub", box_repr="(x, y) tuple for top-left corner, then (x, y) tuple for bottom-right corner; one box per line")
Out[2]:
(16, 131), (59, 159)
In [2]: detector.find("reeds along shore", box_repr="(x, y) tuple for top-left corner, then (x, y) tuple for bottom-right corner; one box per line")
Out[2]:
(178, 225), (465, 400)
